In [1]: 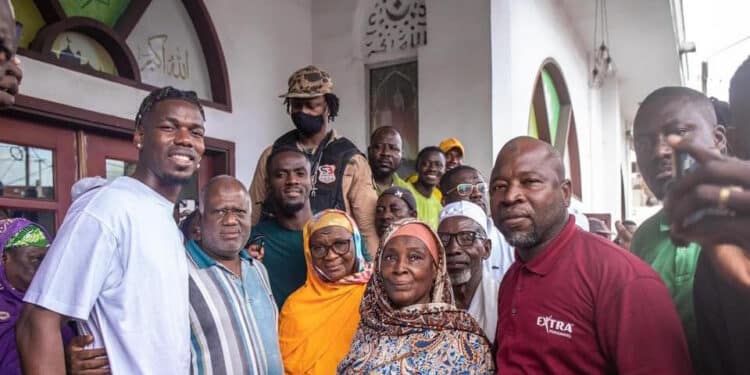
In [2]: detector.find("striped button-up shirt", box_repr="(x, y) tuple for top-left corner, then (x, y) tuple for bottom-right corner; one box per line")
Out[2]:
(187, 240), (284, 374)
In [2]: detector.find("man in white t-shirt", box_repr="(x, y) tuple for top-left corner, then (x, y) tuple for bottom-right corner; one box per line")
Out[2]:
(15, 87), (206, 374)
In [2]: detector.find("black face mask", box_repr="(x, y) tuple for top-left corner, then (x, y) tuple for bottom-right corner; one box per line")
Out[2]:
(291, 112), (325, 136)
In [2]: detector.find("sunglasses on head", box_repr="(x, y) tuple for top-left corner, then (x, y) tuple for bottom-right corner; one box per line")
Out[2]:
(446, 182), (487, 197)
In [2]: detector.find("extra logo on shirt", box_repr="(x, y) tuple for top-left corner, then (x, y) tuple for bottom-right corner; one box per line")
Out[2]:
(318, 165), (336, 184)
(536, 315), (574, 339)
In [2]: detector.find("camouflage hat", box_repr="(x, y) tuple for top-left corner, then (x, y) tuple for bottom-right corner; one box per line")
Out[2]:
(279, 65), (334, 98)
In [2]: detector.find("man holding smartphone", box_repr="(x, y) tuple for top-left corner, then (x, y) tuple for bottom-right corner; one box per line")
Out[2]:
(0, 1), (22, 109)
(631, 86), (727, 372)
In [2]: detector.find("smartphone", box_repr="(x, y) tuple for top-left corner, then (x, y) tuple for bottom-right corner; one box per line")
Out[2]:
(672, 150), (696, 179)
(671, 151), (733, 227)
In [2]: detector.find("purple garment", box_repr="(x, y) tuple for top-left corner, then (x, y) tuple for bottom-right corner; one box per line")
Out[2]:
(0, 218), (73, 375)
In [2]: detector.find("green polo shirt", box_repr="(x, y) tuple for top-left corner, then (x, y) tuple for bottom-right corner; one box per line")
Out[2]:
(631, 209), (700, 366)
(403, 181), (442, 229)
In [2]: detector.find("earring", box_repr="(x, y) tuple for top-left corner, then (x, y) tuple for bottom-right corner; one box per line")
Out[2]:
(197, 163), (201, 169)
(136, 143), (142, 149)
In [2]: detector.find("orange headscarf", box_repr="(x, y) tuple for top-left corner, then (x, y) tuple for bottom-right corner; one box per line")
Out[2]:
(278, 210), (372, 375)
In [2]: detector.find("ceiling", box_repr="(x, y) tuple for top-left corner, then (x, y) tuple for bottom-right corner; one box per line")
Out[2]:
(559, 0), (683, 125)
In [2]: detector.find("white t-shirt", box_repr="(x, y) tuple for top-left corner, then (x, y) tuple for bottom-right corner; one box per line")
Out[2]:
(24, 177), (190, 374)
(468, 268), (500, 343)
(485, 218), (515, 283)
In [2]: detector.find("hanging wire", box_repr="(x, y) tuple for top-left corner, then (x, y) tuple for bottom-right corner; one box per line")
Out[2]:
(603, 0), (610, 47)
(593, 0), (600, 51)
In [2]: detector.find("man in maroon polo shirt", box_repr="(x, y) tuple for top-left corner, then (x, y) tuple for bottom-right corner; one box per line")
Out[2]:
(489, 136), (692, 374)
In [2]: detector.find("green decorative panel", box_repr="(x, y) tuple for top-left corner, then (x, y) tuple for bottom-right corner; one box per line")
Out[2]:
(528, 106), (539, 139)
(11, 0), (46, 48)
(541, 69), (560, 145)
(59, 0), (131, 27)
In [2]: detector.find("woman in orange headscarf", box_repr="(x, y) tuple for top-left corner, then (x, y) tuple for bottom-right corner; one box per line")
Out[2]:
(278, 209), (373, 374)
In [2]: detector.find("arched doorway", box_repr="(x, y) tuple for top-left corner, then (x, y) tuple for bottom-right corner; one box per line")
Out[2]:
(528, 59), (583, 199)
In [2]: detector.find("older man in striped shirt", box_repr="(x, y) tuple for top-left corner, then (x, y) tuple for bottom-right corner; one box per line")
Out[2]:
(187, 175), (283, 374)
(67, 176), (283, 374)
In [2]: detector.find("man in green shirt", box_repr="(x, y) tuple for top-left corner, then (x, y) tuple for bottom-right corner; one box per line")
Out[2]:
(404, 146), (445, 229)
(631, 86), (727, 370)
(250, 147), (312, 308)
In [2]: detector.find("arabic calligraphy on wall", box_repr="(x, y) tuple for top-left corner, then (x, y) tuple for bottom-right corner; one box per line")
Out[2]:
(364, 0), (427, 58)
(136, 34), (190, 80)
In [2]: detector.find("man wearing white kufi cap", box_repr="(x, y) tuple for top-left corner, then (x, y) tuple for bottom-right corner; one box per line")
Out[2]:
(438, 201), (499, 341)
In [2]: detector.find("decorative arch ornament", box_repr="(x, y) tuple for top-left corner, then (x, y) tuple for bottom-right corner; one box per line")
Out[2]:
(528, 58), (583, 198)
(363, 0), (427, 58)
(14, 0), (231, 110)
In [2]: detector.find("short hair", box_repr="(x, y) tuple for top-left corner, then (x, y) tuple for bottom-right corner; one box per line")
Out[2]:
(283, 93), (340, 122)
(634, 86), (716, 131)
(416, 146), (444, 167)
(498, 136), (566, 182)
(710, 97), (731, 127)
(370, 126), (400, 140)
(623, 219), (637, 226)
(135, 86), (205, 128)
(265, 146), (310, 176)
(439, 165), (481, 192)
(198, 175), (248, 214)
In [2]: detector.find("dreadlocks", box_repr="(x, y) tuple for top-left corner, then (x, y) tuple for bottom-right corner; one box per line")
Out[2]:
(283, 93), (340, 122)
(135, 86), (205, 128)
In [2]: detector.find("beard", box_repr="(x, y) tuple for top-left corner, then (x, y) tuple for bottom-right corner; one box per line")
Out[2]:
(277, 200), (305, 216)
(161, 171), (195, 186)
(504, 227), (541, 249)
(501, 199), (568, 249)
(449, 268), (472, 286)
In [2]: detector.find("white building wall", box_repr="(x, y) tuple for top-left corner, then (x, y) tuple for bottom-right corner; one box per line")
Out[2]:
(311, 0), (369, 148)
(418, 0), (493, 175)
(491, 0), (624, 216)
(18, 0), (313, 185)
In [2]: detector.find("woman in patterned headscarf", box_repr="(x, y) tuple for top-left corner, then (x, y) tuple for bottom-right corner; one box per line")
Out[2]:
(279, 209), (373, 374)
(0, 218), (73, 374)
(338, 218), (494, 374)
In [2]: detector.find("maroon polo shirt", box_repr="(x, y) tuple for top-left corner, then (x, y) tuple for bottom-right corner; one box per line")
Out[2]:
(495, 217), (693, 375)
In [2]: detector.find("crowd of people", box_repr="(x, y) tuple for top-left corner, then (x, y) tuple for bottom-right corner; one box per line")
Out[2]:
(1, 2), (750, 373)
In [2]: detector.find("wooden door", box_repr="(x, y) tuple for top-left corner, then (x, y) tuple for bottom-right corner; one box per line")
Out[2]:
(0, 117), (77, 233)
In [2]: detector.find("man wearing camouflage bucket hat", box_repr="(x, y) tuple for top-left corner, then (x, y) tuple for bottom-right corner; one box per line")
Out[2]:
(249, 65), (379, 256)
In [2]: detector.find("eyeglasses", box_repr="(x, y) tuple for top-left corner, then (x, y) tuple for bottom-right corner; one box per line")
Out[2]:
(445, 182), (487, 197)
(310, 239), (351, 258)
(438, 231), (484, 247)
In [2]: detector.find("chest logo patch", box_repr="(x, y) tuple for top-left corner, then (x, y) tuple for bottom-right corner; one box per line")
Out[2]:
(536, 315), (574, 339)
(318, 164), (336, 184)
